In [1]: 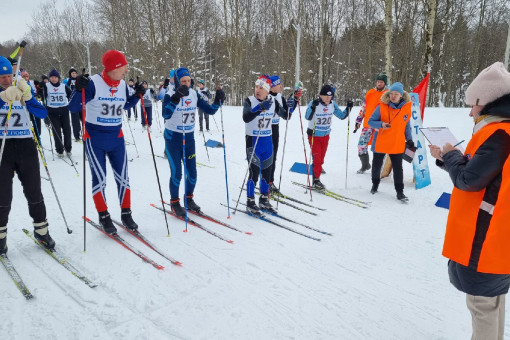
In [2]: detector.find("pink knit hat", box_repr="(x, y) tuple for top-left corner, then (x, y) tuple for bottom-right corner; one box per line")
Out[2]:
(465, 62), (510, 106)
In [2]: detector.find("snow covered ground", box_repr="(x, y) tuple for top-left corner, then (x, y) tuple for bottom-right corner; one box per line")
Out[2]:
(0, 102), (495, 339)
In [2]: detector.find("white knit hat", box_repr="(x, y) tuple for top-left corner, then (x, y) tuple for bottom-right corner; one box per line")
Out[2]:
(465, 62), (510, 106)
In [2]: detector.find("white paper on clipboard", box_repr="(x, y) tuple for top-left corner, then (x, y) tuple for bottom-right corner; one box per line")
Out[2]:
(419, 127), (464, 152)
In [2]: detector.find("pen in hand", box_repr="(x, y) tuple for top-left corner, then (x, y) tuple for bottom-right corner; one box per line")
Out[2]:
(453, 140), (465, 148)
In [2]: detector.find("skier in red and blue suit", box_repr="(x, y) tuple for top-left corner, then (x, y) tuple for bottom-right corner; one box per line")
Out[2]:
(69, 50), (144, 234)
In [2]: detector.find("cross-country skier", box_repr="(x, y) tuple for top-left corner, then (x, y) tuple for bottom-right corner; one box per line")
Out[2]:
(0, 56), (55, 253)
(39, 69), (73, 157)
(63, 68), (83, 142)
(267, 75), (300, 193)
(141, 81), (155, 130)
(243, 75), (289, 214)
(197, 79), (211, 132)
(68, 50), (144, 234)
(20, 70), (42, 145)
(126, 78), (137, 120)
(162, 67), (225, 217)
(354, 73), (389, 174)
(305, 84), (352, 190)
(157, 69), (175, 101)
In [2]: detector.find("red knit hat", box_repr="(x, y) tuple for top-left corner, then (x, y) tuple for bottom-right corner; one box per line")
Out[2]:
(102, 50), (128, 72)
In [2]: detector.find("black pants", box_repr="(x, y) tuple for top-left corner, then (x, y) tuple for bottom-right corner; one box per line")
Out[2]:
(198, 108), (209, 130)
(0, 138), (46, 227)
(269, 124), (279, 183)
(371, 152), (404, 191)
(29, 114), (42, 146)
(70, 111), (82, 140)
(48, 107), (72, 154)
(127, 105), (137, 119)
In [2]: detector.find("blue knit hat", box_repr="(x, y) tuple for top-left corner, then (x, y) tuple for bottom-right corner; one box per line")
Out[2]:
(270, 75), (281, 88)
(175, 67), (190, 84)
(389, 82), (404, 95)
(48, 69), (60, 79)
(0, 57), (13, 76)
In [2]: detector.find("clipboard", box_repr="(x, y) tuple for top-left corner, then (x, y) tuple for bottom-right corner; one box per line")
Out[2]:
(419, 127), (459, 147)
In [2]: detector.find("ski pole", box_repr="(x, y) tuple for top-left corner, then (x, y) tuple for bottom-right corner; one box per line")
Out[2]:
(276, 94), (297, 208)
(233, 125), (262, 214)
(46, 122), (55, 161)
(219, 102), (230, 218)
(0, 41), (26, 167)
(153, 99), (163, 133)
(345, 105), (352, 189)
(45, 119), (79, 176)
(212, 115), (220, 132)
(200, 127), (210, 162)
(140, 94), (171, 236)
(297, 103), (313, 201)
(307, 122), (316, 197)
(124, 109), (140, 158)
(180, 97), (188, 232)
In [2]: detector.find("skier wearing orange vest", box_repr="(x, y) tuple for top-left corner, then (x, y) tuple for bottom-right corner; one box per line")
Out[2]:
(368, 82), (413, 201)
(354, 73), (388, 173)
(429, 62), (510, 340)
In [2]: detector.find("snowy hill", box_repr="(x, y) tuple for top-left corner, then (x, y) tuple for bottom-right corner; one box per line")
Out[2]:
(1, 103), (491, 339)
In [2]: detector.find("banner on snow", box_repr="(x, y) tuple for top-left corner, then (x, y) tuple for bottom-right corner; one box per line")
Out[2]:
(410, 92), (431, 189)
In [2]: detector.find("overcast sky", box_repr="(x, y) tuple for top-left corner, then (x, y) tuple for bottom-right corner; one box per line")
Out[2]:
(0, 0), (67, 44)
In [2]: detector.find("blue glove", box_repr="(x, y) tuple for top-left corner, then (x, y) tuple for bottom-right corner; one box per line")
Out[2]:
(287, 97), (296, 112)
(252, 98), (272, 112)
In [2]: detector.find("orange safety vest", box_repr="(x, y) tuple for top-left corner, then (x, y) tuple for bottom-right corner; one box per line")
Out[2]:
(363, 88), (389, 128)
(373, 101), (411, 154)
(443, 123), (510, 274)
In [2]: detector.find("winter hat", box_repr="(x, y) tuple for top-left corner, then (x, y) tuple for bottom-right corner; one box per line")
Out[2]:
(376, 73), (388, 85)
(255, 75), (271, 92)
(142, 80), (148, 85)
(270, 75), (281, 88)
(320, 84), (334, 96)
(175, 67), (191, 84)
(0, 56), (13, 75)
(465, 62), (510, 106)
(20, 71), (29, 78)
(389, 82), (404, 95)
(198, 79), (205, 85)
(102, 50), (128, 72)
(48, 69), (60, 79)
(41, 75), (48, 81)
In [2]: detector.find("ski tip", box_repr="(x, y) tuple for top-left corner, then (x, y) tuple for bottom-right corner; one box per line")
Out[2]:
(82, 216), (91, 222)
(150, 203), (156, 207)
(22, 228), (29, 234)
(173, 261), (183, 267)
(182, 230), (188, 233)
(227, 240), (234, 244)
(156, 265), (165, 270)
(227, 216), (231, 219)
(245, 232), (253, 235)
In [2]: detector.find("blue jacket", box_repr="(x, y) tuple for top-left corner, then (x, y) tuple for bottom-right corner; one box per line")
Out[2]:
(305, 99), (348, 137)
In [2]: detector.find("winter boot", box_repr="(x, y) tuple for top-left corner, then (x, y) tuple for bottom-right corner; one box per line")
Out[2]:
(0, 226), (7, 255)
(269, 182), (280, 194)
(170, 199), (186, 218)
(395, 183), (408, 202)
(246, 197), (262, 215)
(313, 178), (326, 191)
(121, 208), (138, 231)
(370, 180), (380, 194)
(185, 194), (201, 213)
(259, 194), (276, 213)
(98, 210), (117, 235)
(33, 221), (56, 250)
(357, 153), (371, 174)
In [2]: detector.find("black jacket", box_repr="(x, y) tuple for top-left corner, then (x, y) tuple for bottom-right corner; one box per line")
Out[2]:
(440, 93), (510, 297)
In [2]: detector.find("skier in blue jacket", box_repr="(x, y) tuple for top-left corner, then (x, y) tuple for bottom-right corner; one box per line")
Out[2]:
(162, 67), (225, 217)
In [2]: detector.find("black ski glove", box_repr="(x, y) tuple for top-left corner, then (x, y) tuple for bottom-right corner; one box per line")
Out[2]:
(311, 99), (320, 114)
(346, 100), (354, 109)
(406, 140), (415, 149)
(163, 78), (170, 89)
(134, 83), (145, 96)
(170, 85), (189, 104)
(75, 74), (90, 92)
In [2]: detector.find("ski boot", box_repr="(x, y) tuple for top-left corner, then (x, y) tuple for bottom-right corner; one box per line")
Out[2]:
(185, 194), (201, 213)
(259, 194), (277, 214)
(170, 199), (186, 218)
(0, 227), (7, 255)
(99, 210), (117, 235)
(33, 221), (56, 250)
(121, 208), (139, 231)
(313, 179), (326, 191)
(246, 197), (262, 216)
(269, 182), (280, 194)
